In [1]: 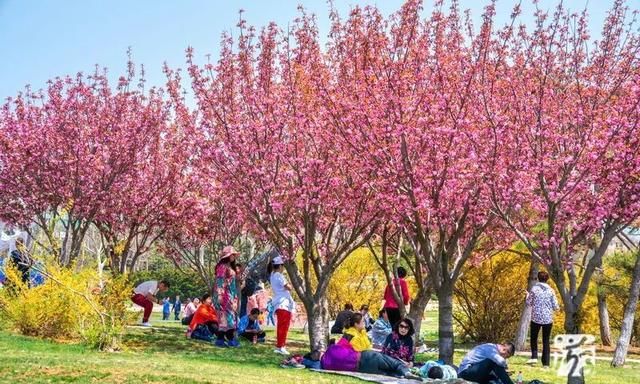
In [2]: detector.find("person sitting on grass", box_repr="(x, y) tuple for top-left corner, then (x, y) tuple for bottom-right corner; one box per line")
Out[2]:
(382, 318), (415, 367)
(331, 303), (354, 334)
(360, 305), (374, 331)
(131, 280), (170, 327)
(182, 297), (200, 325)
(342, 312), (372, 352)
(458, 342), (516, 384)
(188, 294), (218, 341)
(238, 308), (266, 343)
(320, 337), (422, 380)
(368, 308), (392, 349)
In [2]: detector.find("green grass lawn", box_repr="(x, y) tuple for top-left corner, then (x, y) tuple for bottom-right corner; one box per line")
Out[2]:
(0, 311), (639, 383)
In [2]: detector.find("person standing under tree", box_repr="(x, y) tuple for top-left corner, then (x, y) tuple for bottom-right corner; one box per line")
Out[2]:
(270, 255), (296, 355)
(131, 280), (170, 326)
(173, 295), (182, 321)
(525, 271), (560, 367)
(213, 246), (242, 347)
(382, 266), (410, 327)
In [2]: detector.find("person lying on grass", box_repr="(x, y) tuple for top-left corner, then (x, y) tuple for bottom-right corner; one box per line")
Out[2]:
(187, 294), (218, 342)
(238, 308), (266, 343)
(319, 337), (421, 381)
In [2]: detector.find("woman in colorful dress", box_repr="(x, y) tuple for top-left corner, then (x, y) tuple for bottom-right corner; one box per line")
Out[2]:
(213, 245), (242, 347)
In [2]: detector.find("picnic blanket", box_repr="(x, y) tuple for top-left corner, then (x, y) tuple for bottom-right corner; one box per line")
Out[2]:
(310, 369), (473, 384)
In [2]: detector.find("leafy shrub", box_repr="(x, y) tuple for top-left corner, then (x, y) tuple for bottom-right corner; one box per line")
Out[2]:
(0, 261), (134, 351)
(454, 252), (529, 342)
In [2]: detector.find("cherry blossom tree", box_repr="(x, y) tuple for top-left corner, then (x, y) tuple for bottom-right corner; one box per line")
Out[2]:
(488, 1), (640, 340)
(181, 12), (379, 350)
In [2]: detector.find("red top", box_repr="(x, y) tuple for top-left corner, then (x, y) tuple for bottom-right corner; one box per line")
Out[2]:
(383, 278), (410, 308)
(189, 303), (218, 331)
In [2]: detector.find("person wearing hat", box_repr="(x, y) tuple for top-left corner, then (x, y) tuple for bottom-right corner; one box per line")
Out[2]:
(269, 255), (296, 355)
(213, 245), (242, 347)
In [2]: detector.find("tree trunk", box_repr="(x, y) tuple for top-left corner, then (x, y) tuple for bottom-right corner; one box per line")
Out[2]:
(597, 286), (612, 346)
(437, 284), (455, 364)
(515, 261), (539, 351)
(407, 284), (432, 345)
(561, 291), (581, 334)
(612, 249), (640, 367)
(306, 298), (330, 351)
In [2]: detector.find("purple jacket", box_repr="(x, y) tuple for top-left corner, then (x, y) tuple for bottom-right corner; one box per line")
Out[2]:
(321, 338), (360, 371)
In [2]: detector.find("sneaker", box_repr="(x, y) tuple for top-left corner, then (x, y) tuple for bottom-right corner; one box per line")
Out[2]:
(416, 344), (428, 354)
(215, 339), (228, 348)
(141, 322), (152, 327)
(526, 358), (538, 365)
(274, 347), (290, 355)
(227, 338), (241, 347)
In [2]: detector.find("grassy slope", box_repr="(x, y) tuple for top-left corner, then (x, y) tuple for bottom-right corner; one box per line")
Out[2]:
(0, 312), (639, 383)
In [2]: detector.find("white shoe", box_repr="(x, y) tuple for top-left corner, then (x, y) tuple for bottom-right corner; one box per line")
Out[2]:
(141, 322), (152, 327)
(274, 347), (290, 355)
(526, 358), (538, 365)
(416, 344), (428, 354)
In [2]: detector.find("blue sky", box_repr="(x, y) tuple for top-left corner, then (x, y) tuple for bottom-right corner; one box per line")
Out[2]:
(0, 1), (614, 101)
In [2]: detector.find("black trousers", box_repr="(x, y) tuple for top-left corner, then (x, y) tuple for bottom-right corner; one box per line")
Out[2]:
(358, 350), (409, 377)
(459, 358), (513, 384)
(531, 321), (553, 366)
(240, 331), (266, 341)
(181, 314), (194, 325)
(385, 308), (401, 327)
(216, 329), (236, 341)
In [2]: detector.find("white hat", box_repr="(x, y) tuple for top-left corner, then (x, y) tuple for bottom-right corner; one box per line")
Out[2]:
(272, 256), (285, 265)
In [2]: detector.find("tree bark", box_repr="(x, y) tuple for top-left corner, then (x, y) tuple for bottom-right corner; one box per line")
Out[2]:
(306, 297), (330, 351)
(437, 284), (455, 364)
(597, 284), (612, 346)
(515, 261), (539, 351)
(407, 283), (432, 344)
(612, 249), (640, 367)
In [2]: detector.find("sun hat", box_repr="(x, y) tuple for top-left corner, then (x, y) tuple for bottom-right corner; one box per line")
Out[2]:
(220, 245), (240, 260)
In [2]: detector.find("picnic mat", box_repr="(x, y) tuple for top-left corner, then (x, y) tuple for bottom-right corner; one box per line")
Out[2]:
(310, 369), (474, 384)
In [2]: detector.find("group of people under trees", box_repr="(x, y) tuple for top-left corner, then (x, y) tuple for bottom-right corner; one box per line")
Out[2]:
(131, 246), (296, 354)
(131, 247), (560, 384)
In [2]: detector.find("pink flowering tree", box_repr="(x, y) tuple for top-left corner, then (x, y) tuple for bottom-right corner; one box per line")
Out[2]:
(180, 12), (379, 350)
(488, 1), (640, 342)
(0, 67), (175, 266)
(322, 0), (509, 362)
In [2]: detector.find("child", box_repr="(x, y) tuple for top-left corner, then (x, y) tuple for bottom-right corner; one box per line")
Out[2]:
(162, 297), (171, 320)
(172, 295), (182, 321)
(266, 298), (275, 326)
(238, 308), (266, 343)
(418, 360), (458, 380)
